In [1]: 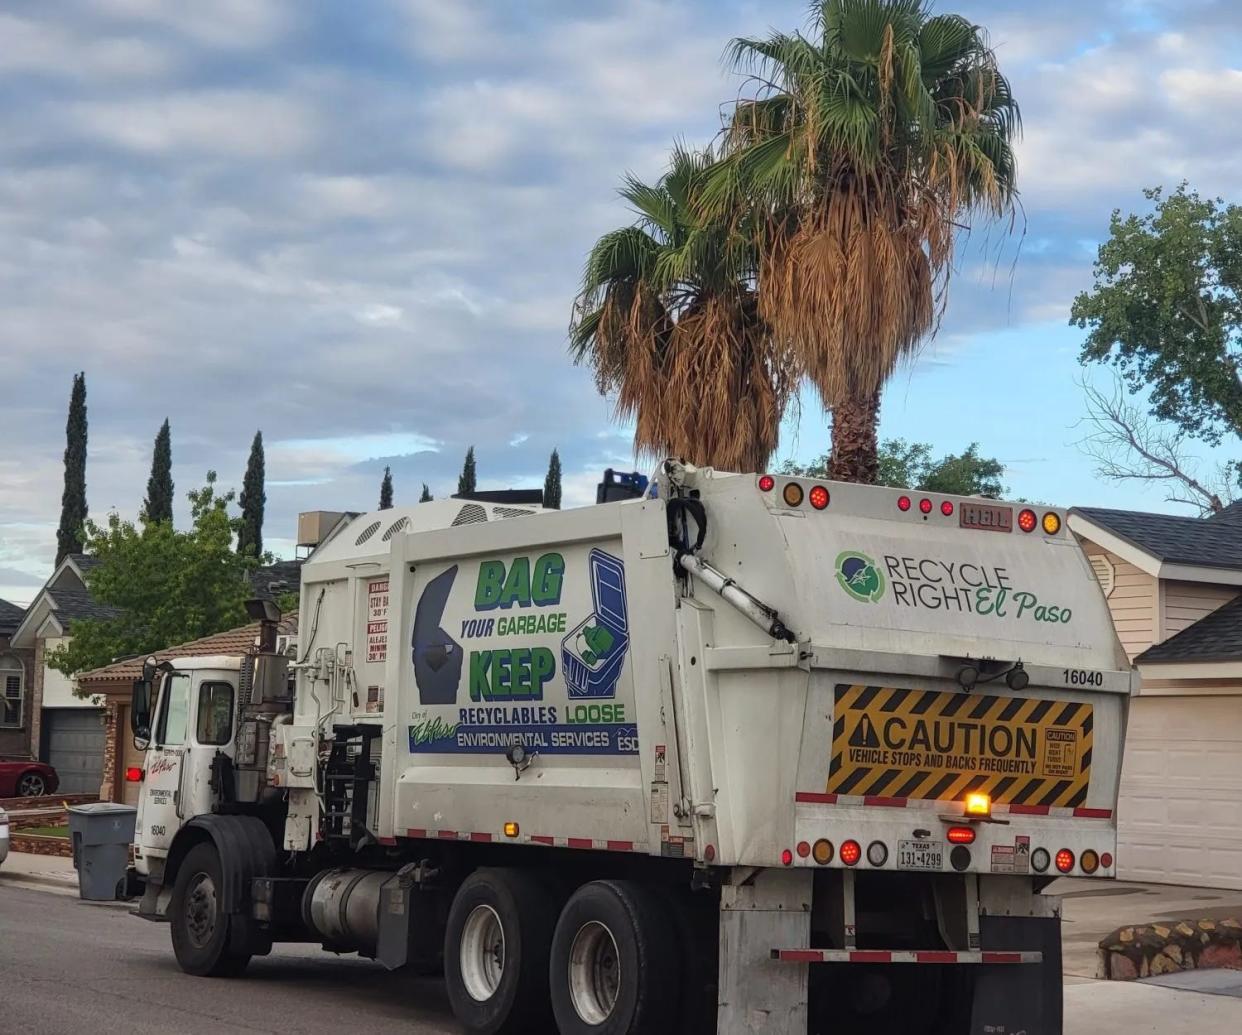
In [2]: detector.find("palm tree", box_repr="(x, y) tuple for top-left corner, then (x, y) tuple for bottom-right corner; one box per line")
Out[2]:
(706, 0), (1020, 481)
(571, 146), (797, 472)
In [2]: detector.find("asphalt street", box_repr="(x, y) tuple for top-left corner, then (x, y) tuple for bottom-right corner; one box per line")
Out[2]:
(0, 883), (458, 1035)
(3, 881), (1241, 1035)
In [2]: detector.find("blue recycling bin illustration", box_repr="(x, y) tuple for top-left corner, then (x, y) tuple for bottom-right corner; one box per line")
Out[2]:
(562, 549), (629, 699)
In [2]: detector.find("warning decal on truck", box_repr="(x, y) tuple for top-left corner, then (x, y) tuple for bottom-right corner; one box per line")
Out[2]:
(826, 684), (1092, 808)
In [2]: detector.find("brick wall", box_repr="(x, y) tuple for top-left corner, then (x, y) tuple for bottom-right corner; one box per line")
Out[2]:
(31, 637), (45, 756)
(100, 701), (119, 802)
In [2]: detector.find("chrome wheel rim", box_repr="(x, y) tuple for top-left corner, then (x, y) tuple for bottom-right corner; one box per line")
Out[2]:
(185, 871), (218, 949)
(17, 774), (44, 797)
(460, 904), (505, 1002)
(568, 921), (621, 1024)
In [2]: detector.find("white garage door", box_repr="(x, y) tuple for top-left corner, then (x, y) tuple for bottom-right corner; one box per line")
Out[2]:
(43, 708), (105, 796)
(1117, 696), (1242, 890)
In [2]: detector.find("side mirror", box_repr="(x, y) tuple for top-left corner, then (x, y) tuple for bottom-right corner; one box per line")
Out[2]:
(131, 677), (152, 741)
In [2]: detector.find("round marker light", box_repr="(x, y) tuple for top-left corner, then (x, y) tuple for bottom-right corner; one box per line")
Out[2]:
(867, 841), (888, 867)
(950, 846), (972, 871)
(941, 500), (954, 516)
(1080, 849), (1100, 875)
(947, 826), (976, 845)
(812, 839), (834, 865)
(758, 474), (775, 492)
(919, 498), (933, 514)
(1055, 849), (1075, 874)
(1031, 848), (1051, 873)
(704, 843), (716, 863)
(781, 848), (794, 866)
(1042, 512), (1062, 535)
(125, 766), (144, 783)
(840, 840), (862, 867)
(897, 495), (912, 512)
(1101, 852), (1114, 870)
(796, 841), (811, 859)
(809, 485), (830, 510)
(782, 482), (804, 508)
(1018, 508), (1038, 533)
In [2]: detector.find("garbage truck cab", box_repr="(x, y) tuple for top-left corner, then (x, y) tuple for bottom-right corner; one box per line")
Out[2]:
(126, 469), (1133, 1035)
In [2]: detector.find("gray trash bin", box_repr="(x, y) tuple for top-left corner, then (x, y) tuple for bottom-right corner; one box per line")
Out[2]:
(67, 802), (138, 901)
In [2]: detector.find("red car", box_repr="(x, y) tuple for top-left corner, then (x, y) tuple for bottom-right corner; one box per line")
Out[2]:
(0, 759), (59, 798)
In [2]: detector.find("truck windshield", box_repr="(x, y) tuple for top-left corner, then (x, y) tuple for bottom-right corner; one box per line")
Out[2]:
(155, 673), (191, 746)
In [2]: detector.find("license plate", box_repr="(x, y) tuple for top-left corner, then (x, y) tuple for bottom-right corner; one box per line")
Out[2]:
(898, 840), (943, 871)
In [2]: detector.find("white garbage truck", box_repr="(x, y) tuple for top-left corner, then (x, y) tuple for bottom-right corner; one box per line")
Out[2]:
(126, 463), (1134, 1035)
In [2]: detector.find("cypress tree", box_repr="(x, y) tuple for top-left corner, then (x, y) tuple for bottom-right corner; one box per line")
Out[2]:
(144, 418), (174, 524)
(457, 446), (477, 496)
(237, 431), (265, 558)
(379, 466), (394, 510)
(55, 372), (88, 565)
(544, 448), (562, 510)
(419, 483), (432, 502)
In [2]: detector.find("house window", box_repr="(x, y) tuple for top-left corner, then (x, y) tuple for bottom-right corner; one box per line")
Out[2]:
(0, 656), (24, 728)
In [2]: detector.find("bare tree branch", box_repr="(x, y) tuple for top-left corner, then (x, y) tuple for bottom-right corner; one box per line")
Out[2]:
(1076, 377), (1233, 515)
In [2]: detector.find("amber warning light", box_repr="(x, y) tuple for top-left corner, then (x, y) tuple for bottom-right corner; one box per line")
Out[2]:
(965, 793), (991, 817)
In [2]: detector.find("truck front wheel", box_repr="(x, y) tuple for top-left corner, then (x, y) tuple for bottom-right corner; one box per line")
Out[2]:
(443, 869), (558, 1034)
(169, 843), (251, 978)
(550, 880), (681, 1035)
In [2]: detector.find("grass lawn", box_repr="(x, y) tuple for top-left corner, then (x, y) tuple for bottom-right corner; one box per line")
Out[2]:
(18, 824), (68, 838)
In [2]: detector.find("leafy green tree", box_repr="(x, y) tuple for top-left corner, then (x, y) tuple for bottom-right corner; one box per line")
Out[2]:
(379, 466), (393, 510)
(783, 440), (1006, 496)
(419, 483), (432, 502)
(707, 0), (1020, 482)
(572, 145), (795, 471)
(144, 418), (174, 524)
(48, 472), (255, 681)
(237, 431), (265, 557)
(543, 449), (562, 509)
(56, 372), (88, 564)
(458, 446), (477, 495)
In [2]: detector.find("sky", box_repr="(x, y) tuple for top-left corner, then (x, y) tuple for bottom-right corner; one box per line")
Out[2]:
(1, 0), (1240, 604)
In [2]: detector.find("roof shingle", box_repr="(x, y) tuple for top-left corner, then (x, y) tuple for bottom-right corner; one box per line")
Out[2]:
(51, 588), (122, 623)
(76, 613), (299, 687)
(1072, 506), (1242, 570)
(0, 598), (26, 632)
(1138, 594), (1242, 664)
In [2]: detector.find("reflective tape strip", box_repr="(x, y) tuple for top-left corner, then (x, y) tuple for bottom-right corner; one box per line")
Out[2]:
(795, 794), (1112, 820)
(770, 949), (1043, 965)
(402, 829), (646, 852)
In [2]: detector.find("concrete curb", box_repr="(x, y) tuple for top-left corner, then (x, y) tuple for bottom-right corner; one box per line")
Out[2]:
(1099, 919), (1242, 979)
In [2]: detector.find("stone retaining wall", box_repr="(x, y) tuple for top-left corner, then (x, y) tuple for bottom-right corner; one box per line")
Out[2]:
(9, 833), (73, 858)
(0, 793), (97, 810)
(1099, 920), (1242, 979)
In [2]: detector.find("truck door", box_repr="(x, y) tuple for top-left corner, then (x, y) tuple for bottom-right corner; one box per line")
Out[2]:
(179, 676), (236, 821)
(138, 671), (192, 858)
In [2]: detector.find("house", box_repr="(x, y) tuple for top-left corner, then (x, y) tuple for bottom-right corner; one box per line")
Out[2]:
(0, 598), (36, 760)
(8, 554), (118, 792)
(1069, 502), (1242, 890)
(76, 612), (297, 805)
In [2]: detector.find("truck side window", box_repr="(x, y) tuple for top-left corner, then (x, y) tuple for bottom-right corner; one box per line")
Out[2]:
(196, 682), (234, 746)
(155, 673), (192, 747)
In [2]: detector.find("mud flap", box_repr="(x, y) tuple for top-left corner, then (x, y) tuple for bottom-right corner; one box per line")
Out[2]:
(971, 915), (1062, 1035)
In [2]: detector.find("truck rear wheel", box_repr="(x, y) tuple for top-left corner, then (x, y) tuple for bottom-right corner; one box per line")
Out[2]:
(550, 880), (680, 1035)
(169, 843), (251, 977)
(443, 868), (557, 1034)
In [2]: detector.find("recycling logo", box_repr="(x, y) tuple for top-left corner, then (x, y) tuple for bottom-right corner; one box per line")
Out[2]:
(835, 551), (886, 603)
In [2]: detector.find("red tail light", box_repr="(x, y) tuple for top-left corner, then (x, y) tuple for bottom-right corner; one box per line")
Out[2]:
(1018, 509), (1038, 533)
(758, 475), (775, 492)
(808, 485), (830, 510)
(1101, 852), (1114, 869)
(840, 840), (861, 866)
(947, 826), (976, 845)
(1055, 849), (1075, 873)
(125, 767), (144, 783)
(781, 848), (794, 866)
(919, 498), (933, 514)
(941, 500), (954, 516)
(897, 496), (912, 511)
(796, 841), (811, 858)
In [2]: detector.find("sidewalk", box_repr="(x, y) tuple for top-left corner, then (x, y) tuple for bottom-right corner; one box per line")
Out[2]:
(0, 848), (81, 895)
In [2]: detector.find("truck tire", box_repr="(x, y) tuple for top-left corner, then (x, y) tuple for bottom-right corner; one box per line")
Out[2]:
(443, 868), (557, 1034)
(550, 880), (681, 1035)
(169, 843), (251, 978)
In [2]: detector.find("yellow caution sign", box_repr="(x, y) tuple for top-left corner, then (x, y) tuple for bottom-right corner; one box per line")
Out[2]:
(826, 684), (1092, 808)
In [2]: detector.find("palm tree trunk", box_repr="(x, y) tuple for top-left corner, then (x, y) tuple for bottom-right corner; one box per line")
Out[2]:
(828, 391), (880, 483)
